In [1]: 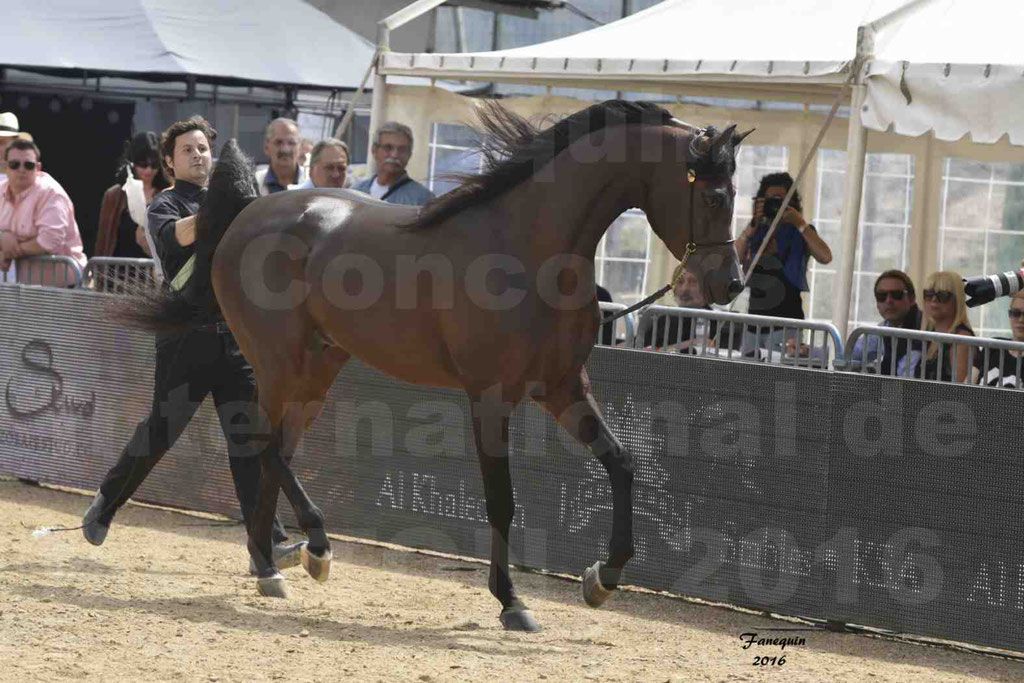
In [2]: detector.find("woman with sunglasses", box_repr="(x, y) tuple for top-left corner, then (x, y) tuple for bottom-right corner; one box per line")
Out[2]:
(972, 291), (1024, 388)
(94, 132), (171, 259)
(921, 270), (976, 383)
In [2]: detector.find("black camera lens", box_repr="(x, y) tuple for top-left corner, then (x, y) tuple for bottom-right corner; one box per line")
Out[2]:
(762, 196), (784, 223)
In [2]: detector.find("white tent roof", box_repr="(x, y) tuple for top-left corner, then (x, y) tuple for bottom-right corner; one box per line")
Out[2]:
(380, 0), (1024, 144)
(865, 0), (1024, 143)
(0, 0), (376, 90)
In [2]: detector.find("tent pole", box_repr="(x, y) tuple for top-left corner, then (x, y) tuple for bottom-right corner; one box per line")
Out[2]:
(833, 82), (868, 341)
(368, 24), (390, 175)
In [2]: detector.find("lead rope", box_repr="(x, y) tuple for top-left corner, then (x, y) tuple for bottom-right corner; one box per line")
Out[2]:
(602, 169), (698, 325)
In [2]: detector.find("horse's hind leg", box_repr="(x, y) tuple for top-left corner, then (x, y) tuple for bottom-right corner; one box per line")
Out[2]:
(249, 343), (349, 596)
(467, 384), (540, 632)
(534, 368), (633, 608)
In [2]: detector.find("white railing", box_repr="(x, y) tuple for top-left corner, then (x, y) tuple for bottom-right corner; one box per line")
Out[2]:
(634, 305), (844, 371)
(841, 325), (1024, 389)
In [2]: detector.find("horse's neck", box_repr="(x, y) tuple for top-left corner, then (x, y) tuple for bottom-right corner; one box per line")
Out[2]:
(505, 127), (645, 260)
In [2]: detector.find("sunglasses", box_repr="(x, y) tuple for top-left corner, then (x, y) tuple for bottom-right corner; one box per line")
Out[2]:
(1009, 309), (1024, 319)
(922, 289), (955, 303)
(7, 160), (37, 171)
(874, 289), (907, 303)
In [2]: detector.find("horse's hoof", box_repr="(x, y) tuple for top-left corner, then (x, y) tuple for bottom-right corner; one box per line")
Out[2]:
(256, 573), (290, 599)
(499, 607), (542, 632)
(301, 545), (332, 583)
(249, 541), (307, 576)
(582, 561), (614, 608)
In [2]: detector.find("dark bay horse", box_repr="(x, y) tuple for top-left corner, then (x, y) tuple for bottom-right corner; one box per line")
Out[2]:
(132, 100), (748, 631)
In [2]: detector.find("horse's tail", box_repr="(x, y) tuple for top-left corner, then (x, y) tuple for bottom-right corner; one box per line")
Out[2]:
(109, 139), (258, 332)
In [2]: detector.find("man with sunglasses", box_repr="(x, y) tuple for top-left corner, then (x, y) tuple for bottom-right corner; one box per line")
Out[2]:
(0, 138), (87, 285)
(849, 270), (923, 376)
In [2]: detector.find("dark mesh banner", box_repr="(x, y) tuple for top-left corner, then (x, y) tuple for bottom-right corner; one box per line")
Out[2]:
(2, 286), (1023, 652)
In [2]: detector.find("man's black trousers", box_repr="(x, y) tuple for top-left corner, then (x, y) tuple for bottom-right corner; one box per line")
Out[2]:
(98, 328), (287, 544)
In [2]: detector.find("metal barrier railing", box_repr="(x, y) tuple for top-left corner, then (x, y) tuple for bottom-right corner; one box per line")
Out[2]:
(597, 302), (635, 347)
(84, 257), (159, 294)
(840, 326), (1024, 388)
(0, 255), (83, 288)
(634, 305), (844, 370)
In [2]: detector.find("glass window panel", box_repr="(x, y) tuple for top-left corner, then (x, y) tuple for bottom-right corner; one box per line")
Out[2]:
(986, 232), (1024, 279)
(940, 157), (1024, 336)
(946, 157), (991, 181)
(434, 123), (480, 149)
(940, 230), (985, 275)
(429, 146), (479, 196)
(862, 174), (909, 225)
(993, 162), (1024, 183)
(815, 171), (845, 222)
(604, 211), (650, 260)
(818, 148), (846, 172)
(598, 261), (647, 305)
(866, 154), (910, 176)
(943, 179), (990, 230)
(994, 184), (1024, 232)
(859, 224), (906, 273)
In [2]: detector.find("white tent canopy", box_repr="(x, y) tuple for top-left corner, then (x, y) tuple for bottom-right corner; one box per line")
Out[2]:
(381, 0), (1024, 145)
(0, 0), (376, 90)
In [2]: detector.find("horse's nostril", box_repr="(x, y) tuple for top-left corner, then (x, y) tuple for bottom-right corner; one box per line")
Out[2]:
(727, 279), (745, 299)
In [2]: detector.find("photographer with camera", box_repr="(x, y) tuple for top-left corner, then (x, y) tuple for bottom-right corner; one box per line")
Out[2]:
(735, 172), (832, 353)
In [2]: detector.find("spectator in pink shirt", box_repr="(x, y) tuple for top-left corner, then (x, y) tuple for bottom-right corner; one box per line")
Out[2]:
(0, 139), (87, 286)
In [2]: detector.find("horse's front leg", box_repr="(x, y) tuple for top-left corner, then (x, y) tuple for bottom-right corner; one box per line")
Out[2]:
(468, 385), (540, 632)
(248, 429), (289, 598)
(534, 367), (634, 607)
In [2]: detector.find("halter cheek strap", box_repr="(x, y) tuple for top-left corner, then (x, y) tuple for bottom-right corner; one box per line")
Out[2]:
(604, 168), (733, 324)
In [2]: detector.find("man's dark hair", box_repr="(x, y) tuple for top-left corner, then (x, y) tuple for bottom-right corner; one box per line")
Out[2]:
(160, 115), (217, 177)
(875, 269), (916, 300)
(755, 171), (802, 212)
(5, 138), (41, 162)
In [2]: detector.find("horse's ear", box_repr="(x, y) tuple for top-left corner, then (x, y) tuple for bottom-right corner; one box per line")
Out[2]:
(711, 124), (737, 150)
(732, 128), (755, 147)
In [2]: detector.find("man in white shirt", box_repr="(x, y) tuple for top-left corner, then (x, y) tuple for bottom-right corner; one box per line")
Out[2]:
(353, 121), (434, 206)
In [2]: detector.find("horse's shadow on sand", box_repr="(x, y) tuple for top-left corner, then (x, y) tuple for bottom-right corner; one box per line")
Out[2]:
(9, 584), (551, 657)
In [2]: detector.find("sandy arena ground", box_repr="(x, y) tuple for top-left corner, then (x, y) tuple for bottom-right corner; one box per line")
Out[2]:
(0, 479), (1021, 683)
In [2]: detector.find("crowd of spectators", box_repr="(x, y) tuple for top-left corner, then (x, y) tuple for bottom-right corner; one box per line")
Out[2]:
(0, 112), (435, 286)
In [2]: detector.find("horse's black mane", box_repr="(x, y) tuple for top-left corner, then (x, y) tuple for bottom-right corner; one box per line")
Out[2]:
(406, 99), (713, 231)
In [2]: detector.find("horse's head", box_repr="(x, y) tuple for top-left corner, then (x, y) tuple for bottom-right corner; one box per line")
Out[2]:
(643, 123), (751, 305)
